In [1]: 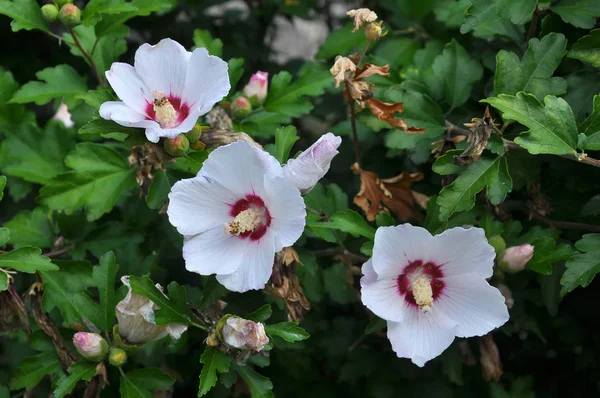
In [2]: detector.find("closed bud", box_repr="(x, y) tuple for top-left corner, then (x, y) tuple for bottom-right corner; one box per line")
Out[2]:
(185, 124), (203, 145)
(283, 133), (342, 194)
(164, 134), (189, 157)
(73, 332), (109, 362)
(243, 72), (268, 106)
(41, 4), (59, 22)
(218, 316), (269, 352)
(108, 347), (128, 367)
(231, 96), (252, 119)
(365, 21), (387, 41)
(500, 244), (534, 273)
(58, 4), (81, 27)
(488, 235), (506, 255)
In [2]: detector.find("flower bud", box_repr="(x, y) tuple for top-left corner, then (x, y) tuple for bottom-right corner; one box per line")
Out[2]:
(185, 124), (203, 145)
(231, 96), (252, 119)
(488, 235), (506, 255)
(219, 316), (269, 352)
(283, 133), (342, 194)
(41, 4), (59, 22)
(164, 134), (189, 157)
(58, 4), (81, 27)
(108, 347), (128, 367)
(365, 21), (387, 41)
(73, 332), (109, 362)
(116, 276), (188, 345)
(243, 72), (268, 106)
(500, 244), (534, 273)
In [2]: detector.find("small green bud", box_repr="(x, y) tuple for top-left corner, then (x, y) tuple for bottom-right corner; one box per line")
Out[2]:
(184, 124), (203, 144)
(58, 4), (81, 27)
(231, 96), (252, 119)
(164, 134), (190, 157)
(488, 235), (506, 255)
(41, 4), (59, 22)
(54, 0), (73, 7)
(108, 347), (128, 367)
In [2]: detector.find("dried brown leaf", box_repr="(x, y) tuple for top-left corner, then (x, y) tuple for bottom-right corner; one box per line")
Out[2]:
(346, 8), (378, 32)
(355, 63), (390, 80)
(365, 99), (425, 133)
(479, 333), (503, 382)
(330, 56), (357, 88)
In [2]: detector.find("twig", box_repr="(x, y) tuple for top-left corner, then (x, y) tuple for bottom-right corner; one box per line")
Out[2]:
(531, 214), (600, 233)
(347, 95), (362, 166)
(68, 27), (106, 87)
(44, 244), (75, 258)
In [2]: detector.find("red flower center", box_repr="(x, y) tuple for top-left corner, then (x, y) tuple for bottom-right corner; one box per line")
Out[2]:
(228, 195), (272, 241)
(145, 94), (190, 127)
(396, 260), (445, 309)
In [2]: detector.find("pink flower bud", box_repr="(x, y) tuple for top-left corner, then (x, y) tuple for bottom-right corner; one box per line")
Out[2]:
(501, 244), (534, 272)
(243, 72), (268, 106)
(221, 317), (269, 351)
(231, 96), (252, 119)
(73, 332), (108, 361)
(283, 133), (342, 194)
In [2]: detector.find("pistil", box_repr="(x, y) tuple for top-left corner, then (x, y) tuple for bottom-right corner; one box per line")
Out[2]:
(226, 208), (262, 236)
(411, 276), (433, 313)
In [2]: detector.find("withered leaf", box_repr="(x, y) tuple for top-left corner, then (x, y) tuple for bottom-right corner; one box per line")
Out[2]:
(355, 63), (390, 80)
(453, 107), (495, 165)
(365, 99), (425, 133)
(351, 163), (424, 222)
(346, 8), (378, 32)
(330, 56), (357, 88)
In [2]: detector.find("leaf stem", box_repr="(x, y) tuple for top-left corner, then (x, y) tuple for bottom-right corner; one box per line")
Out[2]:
(346, 93), (362, 167)
(531, 214), (600, 233)
(68, 27), (106, 87)
(191, 321), (210, 331)
(44, 244), (76, 258)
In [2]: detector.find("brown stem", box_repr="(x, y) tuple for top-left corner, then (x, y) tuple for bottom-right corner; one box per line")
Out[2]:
(312, 247), (368, 263)
(44, 244), (75, 258)
(348, 99), (362, 167)
(526, 7), (541, 42)
(68, 27), (106, 87)
(531, 214), (600, 233)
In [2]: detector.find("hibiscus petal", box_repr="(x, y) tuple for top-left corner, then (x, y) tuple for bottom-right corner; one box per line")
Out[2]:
(168, 175), (239, 236)
(431, 227), (496, 279)
(182, 227), (247, 276)
(105, 63), (152, 115)
(216, 232), (276, 292)
(435, 273), (509, 338)
(372, 225), (433, 278)
(200, 141), (282, 197)
(361, 259), (408, 322)
(262, 174), (305, 251)
(134, 38), (191, 100)
(99, 101), (158, 129)
(182, 47), (230, 114)
(387, 309), (456, 367)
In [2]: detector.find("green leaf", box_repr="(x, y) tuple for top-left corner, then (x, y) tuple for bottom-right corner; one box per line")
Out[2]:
(561, 234), (600, 295)
(10, 65), (88, 107)
(274, 126), (299, 164)
(365, 316), (386, 335)
(0, 175), (5, 200)
(79, 118), (139, 138)
(526, 237), (575, 274)
(564, 72), (600, 123)
(64, 25), (129, 75)
(128, 275), (192, 325)
(1, 121), (75, 184)
(4, 208), (53, 248)
(246, 304), (273, 323)
(146, 169), (171, 209)
(323, 263), (357, 304)
(9, 353), (61, 390)
(316, 23), (367, 59)
(120, 368), (175, 398)
(228, 58), (245, 95)
(53, 362), (97, 398)
(376, 212), (395, 227)
(497, 0), (537, 24)
(580, 95), (600, 150)
(568, 29), (600, 68)
(330, 210), (376, 240)
(82, 0), (137, 26)
(38, 143), (136, 221)
(435, 156), (512, 221)
(265, 322), (310, 342)
(198, 347), (231, 397)
(85, 0), (173, 37)
(460, 0), (524, 42)
(75, 89), (115, 110)
(264, 63), (333, 119)
(0, 247), (56, 273)
(198, 276), (229, 309)
(0, 0), (50, 33)
(193, 29), (223, 57)
(434, 0), (472, 28)
(550, 0), (600, 29)
(494, 33), (567, 100)
(232, 362), (274, 398)
(432, 40), (483, 108)
(0, 228), (9, 247)
(175, 151), (209, 175)
(374, 38), (420, 70)
(483, 93), (579, 155)
(0, 271), (8, 291)
(93, 251), (119, 335)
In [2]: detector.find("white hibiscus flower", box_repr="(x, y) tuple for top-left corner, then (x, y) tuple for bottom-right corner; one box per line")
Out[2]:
(361, 224), (509, 367)
(99, 38), (230, 143)
(167, 141), (306, 292)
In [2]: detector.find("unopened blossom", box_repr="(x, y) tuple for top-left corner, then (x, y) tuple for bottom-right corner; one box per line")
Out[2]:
(220, 316), (269, 351)
(167, 141), (306, 292)
(361, 225), (509, 367)
(330, 56), (356, 88)
(52, 102), (74, 128)
(243, 71), (268, 106)
(116, 276), (188, 344)
(100, 38), (230, 143)
(283, 133), (342, 194)
(347, 8), (378, 32)
(73, 332), (109, 362)
(501, 244), (534, 273)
